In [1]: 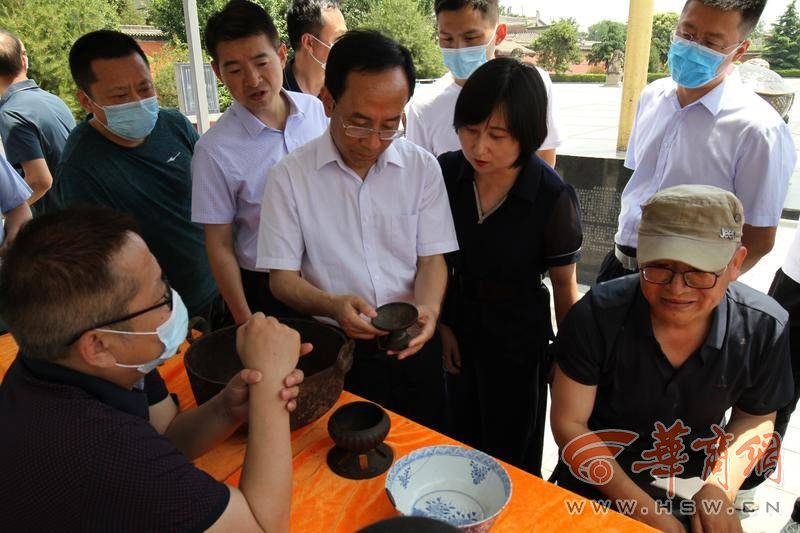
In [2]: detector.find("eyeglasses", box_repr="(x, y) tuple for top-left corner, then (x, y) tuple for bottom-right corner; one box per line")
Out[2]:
(641, 265), (726, 290)
(67, 276), (173, 345)
(672, 30), (743, 55)
(339, 118), (404, 140)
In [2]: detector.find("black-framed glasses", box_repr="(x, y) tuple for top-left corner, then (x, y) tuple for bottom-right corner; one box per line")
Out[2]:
(67, 277), (173, 345)
(641, 266), (726, 290)
(339, 118), (404, 140)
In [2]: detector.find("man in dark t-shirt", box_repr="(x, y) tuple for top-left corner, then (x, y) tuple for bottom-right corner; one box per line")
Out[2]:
(0, 29), (75, 215)
(551, 185), (794, 532)
(53, 30), (219, 321)
(0, 207), (306, 532)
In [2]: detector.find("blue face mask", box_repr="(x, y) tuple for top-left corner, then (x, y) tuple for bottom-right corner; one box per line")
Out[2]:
(91, 95), (160, 141)
(100, 289), (189, 374)
(667, 35), (738, 89)
(441, 39), (493, 80)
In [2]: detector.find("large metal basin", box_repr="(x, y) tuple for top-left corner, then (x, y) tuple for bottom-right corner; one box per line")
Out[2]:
(184, 318), (354, 430)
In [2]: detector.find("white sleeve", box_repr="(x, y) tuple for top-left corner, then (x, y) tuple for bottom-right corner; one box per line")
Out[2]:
(256, 163), (305, 271)
(416, 153), (459, 256)
(538, 68), (564, 150)
(733, 120), (796, 228)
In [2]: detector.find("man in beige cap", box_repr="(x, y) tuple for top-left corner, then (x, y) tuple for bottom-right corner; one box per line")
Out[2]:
(550, 185), (794, 532)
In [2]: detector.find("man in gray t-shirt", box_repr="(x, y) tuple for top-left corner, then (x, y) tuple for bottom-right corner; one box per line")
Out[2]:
(0, 29), (75, 215)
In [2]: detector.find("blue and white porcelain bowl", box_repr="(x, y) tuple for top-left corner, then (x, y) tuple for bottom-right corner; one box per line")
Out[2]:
(385, 445), (512, 532)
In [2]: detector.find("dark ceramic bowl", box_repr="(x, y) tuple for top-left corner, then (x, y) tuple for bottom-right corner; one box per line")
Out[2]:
(327, 401), (394, 479)
(184, 318), (354, 430)
(358, 516), (460, 532)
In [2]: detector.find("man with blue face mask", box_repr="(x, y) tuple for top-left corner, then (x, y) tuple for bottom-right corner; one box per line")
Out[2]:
(596, 0), (796, 285)
(0, 207), (308, 531)
(405, 0), (563, 167)
(52, 30), (224, 326)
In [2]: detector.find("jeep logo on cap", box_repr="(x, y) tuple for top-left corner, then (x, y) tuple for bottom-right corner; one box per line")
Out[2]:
(720, 228), (736, 240)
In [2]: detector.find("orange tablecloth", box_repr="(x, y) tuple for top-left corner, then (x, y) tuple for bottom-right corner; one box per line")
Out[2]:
(0, 334), (651, 532)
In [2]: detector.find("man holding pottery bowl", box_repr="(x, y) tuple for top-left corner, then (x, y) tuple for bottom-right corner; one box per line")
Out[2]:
(0, 207), (308, 532)
(258, 30), (458, 432)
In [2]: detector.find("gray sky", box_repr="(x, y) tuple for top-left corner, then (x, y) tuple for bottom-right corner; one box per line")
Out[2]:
(501, 0), (795, 31)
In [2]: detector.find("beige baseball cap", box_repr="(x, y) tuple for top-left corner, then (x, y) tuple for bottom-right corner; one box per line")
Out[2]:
(637, 185), (744, 272)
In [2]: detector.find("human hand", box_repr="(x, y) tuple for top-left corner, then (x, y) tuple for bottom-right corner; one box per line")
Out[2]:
(439, 323), (461, 374)
(236, 313), (302, 382)
(389, 304), (437, 360)
(690, 485), (741, 533)
(332, 294), (386, 340)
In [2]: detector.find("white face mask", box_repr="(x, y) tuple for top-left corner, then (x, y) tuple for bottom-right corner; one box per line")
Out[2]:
(308, 34), (332, 70)
(99, 289), (189, 374)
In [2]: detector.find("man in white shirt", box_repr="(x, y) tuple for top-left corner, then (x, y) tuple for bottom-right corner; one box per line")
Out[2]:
(258, 30), (459, 430)
(597, 0), (796, 283)
(192, 1), (329, 325)
(405, 0), (562, 167)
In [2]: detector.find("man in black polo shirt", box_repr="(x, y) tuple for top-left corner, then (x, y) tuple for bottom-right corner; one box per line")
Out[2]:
(0, 207), (307, 532)
(551, 185), (794, 532)
(0, 29), (75, 215)
(284, 0), (347, 96)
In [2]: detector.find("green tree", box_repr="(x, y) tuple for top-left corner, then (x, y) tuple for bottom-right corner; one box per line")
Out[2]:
(112, 0), (146, 25)
(357, 0), (445, 79)
(0, 0), (121, 116)
(764, 0), (800, 69)
(586, 20), (626, 67)
(148, 0), (289, 46)
(649, 12), (678, 71)
(531, 18), (581, 74)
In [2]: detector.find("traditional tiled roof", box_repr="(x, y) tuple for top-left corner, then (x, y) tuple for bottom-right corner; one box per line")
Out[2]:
(120, 25), (167, 40)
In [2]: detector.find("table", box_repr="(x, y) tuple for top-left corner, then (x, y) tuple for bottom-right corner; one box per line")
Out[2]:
(0, 334), (651, 532)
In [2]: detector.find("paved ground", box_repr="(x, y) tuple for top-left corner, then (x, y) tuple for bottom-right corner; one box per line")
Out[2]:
(540, 79), (800, 531)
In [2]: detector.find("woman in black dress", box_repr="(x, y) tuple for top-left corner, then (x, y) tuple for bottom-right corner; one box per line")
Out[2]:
(438, 57), (583, 475)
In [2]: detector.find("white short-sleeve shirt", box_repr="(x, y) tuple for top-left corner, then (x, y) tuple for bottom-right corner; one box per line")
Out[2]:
(616, 73), (796, 248)
(405, 69), (563, 157)
(257, 130), (459, 310)
(191, 92), (329, 270)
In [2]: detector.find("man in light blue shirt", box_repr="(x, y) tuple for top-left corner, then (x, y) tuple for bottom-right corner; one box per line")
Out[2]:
(192, 1), (328, 324)
(597, 0), (796, 283)
(0, 153), (31, 251)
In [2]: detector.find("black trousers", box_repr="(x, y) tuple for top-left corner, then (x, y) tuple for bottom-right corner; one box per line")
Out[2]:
(344, 331), (447, 434)
(741, 268), (800, 490)
(596, 248), (637, 284)
(239, 268), (304, 320)
(446, 340), (549, 476)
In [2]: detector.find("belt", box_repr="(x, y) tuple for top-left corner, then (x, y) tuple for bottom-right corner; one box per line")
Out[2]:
(614, 244), (639, 271)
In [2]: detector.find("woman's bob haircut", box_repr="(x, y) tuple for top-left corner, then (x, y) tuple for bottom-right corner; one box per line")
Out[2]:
(453, 57), (548, 167)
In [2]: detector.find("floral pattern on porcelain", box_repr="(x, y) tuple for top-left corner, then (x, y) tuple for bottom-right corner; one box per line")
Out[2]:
(385, 445), (512, 532)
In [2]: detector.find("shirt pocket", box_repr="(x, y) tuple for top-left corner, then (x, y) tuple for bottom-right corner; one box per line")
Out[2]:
(391, 213), (419, 265)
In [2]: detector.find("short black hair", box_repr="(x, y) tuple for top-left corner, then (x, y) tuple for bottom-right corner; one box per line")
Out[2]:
(683, 0), (766, 34)
(205, 0), (281, 62)
(0, 29), (23, 78)
(454, 58), (547, 167)
(434, 0), (499, 24)
(69, 30), (149, 96)
(324, 30), (415, 101)
(0, 208), (140, 361)
(286, 0), (340, 51)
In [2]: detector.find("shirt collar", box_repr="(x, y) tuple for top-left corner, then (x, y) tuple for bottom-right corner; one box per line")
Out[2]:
(634, 280), (729, 361)
(454, 152), (541, 204)
(0, 79), (38, 106)
(20, 354), (150, 419)
(231, 89), (305, 137)
(315, 127), (406, 175)
(664, 76), (728, 116)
